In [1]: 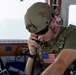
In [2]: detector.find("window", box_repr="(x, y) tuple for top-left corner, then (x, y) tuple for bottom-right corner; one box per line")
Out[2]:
(68, 5), (76, 26)
(0, 0), (45, 40)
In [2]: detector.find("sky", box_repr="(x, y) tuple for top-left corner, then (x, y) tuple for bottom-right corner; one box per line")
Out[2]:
(0, 0), (45, 40)
(0, 0), (45, 19)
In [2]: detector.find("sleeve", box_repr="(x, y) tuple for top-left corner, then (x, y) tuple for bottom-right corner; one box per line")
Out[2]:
(64, 30), (76, 49)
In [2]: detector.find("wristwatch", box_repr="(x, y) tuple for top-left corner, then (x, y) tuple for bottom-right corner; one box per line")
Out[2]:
(27, 53), (36, 58)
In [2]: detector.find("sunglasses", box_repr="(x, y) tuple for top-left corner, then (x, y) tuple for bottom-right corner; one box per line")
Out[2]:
(35, 26), (48, 35)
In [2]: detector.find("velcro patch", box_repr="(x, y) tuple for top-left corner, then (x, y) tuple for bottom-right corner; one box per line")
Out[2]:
(42, 53), (55, 64)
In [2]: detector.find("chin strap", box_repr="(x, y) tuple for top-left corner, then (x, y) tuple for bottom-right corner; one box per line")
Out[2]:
(48, 24), (56, 34)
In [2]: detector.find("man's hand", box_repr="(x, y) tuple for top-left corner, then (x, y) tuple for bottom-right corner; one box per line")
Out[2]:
(27, 33), (39, 55)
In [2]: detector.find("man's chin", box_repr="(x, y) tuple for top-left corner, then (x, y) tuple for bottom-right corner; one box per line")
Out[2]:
(44, 38), (51, 42)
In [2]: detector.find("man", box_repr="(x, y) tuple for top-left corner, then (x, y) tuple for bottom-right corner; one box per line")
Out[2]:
(24, 2), (76, 75)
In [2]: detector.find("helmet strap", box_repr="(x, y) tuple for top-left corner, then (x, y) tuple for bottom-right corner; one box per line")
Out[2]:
(48, 24), (56, 34)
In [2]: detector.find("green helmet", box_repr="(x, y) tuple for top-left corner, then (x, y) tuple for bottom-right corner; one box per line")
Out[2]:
(24, 2), (56, 34)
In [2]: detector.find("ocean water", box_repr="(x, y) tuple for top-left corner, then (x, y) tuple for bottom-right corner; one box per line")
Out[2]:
(0, 19), (30, 40)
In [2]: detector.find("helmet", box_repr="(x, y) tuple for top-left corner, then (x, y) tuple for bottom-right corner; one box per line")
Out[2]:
(24, 2), (56, 34)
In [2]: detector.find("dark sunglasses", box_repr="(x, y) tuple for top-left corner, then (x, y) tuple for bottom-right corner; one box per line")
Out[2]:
(35, 26), (48, 35)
